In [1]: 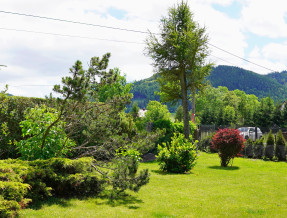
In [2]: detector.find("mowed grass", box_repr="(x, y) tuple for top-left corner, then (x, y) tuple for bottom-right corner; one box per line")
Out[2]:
(20, 153), (287, 217)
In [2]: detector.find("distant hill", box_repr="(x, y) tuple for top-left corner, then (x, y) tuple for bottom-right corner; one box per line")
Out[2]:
(266, 70), (287, 86)
(129, 65), (287, 111)
(207, 66), (287, 101)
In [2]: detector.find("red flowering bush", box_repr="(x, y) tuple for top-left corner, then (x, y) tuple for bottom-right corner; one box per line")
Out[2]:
(211, 128), (245, 167)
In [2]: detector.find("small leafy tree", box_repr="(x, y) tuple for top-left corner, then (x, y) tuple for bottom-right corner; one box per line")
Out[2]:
(157, 133), (197, 173)
(211, 128), (245, 167)
(110, 149), (149, 198)
(275, 130), (286, 161)
(145, 101), (170, 122)
(16, 105), (76, 160)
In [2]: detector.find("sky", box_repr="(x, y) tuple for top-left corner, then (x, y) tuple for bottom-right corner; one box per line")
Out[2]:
(1, 0), (287, 97)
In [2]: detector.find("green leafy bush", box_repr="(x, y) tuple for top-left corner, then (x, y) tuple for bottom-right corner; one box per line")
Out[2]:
(0, 94), (47, 159)
(152, 120), (196, 148)
(211, 128), (245, 167)
(16, 105), (76, 160)
(157, 133), (197, 173)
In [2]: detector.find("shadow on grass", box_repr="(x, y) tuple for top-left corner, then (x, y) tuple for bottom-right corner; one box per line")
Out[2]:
(208, 166), (240, 170)
(27, 197), (73, 210)
(96, 192), (143, 209)
(28, 193), (143, 210)
(151, 169), (194, 175)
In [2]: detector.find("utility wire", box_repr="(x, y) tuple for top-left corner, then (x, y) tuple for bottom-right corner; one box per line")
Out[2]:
(209, 54), (238, 66)
(9, 85), (54, 87)
(0, 10), (277, 72)
(0, 10), (149, 34)
(208, 43), (275, 72)
(0, 27), (144, 44)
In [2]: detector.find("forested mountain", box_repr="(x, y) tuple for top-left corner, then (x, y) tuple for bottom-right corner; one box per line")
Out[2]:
(266, 71), (287, 86)
(129, 65), (287, 111)
(207, 66), (287, 101)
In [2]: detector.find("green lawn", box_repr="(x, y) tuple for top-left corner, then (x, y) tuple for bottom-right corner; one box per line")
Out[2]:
(20, 153), (287, 217)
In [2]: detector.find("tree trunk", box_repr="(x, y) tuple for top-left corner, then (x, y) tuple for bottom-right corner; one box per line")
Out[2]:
(180, 72), (190, 139)
(191, 91), (196, 122)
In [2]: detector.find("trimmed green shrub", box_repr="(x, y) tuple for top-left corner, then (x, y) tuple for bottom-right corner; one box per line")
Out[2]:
(275, 130), (286, 161)
(157, 133), (197, 173)
(244, 138), (254, 158)
(254, 137), (264, 159)
(211, 128), (245, 167)
(265, 130), (275, 160)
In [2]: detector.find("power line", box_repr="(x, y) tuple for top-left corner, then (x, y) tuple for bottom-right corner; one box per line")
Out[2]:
(0, 27), (144, 44)
(0, 10), (277, 72)
(208, 43), (275, 72)
(9, 85), (54, 87)
(209, 54), (238, 66)
(0, 10), (149, 34)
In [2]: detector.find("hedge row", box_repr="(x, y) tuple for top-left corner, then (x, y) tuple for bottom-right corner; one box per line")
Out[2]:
(0, 157), (104, 217)
(0, 94), (49, 159)
(198, 135), (287, 161)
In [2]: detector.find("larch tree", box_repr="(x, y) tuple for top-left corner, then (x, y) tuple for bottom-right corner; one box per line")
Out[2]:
(146, 1), (212, 139)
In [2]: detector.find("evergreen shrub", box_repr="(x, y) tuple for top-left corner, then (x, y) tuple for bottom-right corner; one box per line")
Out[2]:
(265, 130), (275, 160)
(275, 130), (286, 161)
(0, 157), (104, 217)
(254, 137), (264, 159)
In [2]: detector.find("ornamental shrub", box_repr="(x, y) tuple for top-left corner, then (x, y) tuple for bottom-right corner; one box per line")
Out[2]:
(211, 128), (245, 167)
(254, 136), (264, 159)
(265, 130), (275, 160)
(156, 133), (197, 173)
(243, 138), (254, 158)
(275, 130), (286, 161)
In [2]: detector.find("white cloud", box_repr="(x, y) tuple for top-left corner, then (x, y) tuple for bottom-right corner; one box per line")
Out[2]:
(241, 0), (287, 38)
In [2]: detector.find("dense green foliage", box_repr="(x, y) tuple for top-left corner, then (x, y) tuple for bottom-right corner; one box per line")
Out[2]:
(0, 157), (104, 217)
(0, 93), (47, 159)
(157, 133), (197, 173)
(145, 101), (170, 122)
(17, 105), (76, 160)
(211, 128), (245, 167)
